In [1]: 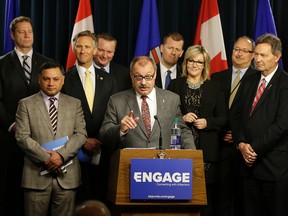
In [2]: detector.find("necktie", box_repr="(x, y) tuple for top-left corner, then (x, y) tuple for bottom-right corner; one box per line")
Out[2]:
(250, 78), (266, 114)
(165, 70), (172, 89)
(229, 70), (241, 108)
(141, 96), (151, 137)
(49, 97), (58, 135)
(84, 70), (94, 112)
(100, 67), (106, 72)
(22, 55), (31, 84)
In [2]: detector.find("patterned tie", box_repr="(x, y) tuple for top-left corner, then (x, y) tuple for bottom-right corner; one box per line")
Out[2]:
(84, 70), (94, 112)
(22, 55), (31, 84)
(141, 96), (151, 137)
(100, 67), (106, 72)
(49, 97), (58, 135)
(229, 70), (241, 108)
(250, 78), (266, 114)
(165, 70), (172, 89)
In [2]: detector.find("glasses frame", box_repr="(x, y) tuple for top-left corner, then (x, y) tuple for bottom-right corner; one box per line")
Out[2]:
(233, 47), (254, 54)
(133, 73), (155, 81)
(187, 59), (205, 67)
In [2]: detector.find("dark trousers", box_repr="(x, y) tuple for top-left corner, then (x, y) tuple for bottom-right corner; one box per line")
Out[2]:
(243, 175), (288, 216)
(214, 145), (242, 216)
(0, 143), (24, 216)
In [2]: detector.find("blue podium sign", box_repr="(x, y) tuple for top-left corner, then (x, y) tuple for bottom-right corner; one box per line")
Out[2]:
(130, 158), (193, 200)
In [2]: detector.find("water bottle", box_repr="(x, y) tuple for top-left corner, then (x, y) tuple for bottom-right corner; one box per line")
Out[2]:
(170, 117), (181, 149)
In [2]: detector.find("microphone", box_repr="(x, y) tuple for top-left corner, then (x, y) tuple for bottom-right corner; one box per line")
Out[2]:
(154, 115), (162, 150)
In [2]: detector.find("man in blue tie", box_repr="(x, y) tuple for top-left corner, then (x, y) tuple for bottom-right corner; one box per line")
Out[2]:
(155, 32), (184, 89)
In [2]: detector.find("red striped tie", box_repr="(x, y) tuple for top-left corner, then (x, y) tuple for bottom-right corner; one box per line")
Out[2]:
(141, 96), (151, 137)
(251, 78), (266, 114)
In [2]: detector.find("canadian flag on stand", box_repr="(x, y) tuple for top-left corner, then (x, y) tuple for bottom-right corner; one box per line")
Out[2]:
(194, 0), (228, 74)
(66, 0), (94, 70)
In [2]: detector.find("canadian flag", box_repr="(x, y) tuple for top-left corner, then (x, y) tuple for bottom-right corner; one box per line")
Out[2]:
(66, 0), (94, 70)
(194, 0), (228, 74)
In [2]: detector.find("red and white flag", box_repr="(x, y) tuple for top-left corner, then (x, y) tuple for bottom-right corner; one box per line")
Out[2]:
(194, 0), (228, 74)
(66, 0), (94, 70)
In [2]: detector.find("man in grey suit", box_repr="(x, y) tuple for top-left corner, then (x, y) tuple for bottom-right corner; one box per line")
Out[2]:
(100, 56), (195, 150)
(15, 61), (87, 216)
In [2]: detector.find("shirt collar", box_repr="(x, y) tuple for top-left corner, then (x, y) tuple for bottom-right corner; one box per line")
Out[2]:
(14, 48), (33, 59)
(76, 64), (95, 77)
(93, 61), (110, 73)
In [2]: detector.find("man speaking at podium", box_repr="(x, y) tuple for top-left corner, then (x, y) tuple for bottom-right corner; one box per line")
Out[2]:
(100, 56), (195, 150)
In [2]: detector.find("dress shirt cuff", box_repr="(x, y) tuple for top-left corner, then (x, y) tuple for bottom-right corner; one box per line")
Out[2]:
(8, 122), (16, 132)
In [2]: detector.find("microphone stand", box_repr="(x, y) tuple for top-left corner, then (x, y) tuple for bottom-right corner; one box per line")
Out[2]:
(154, 115), (162, 150)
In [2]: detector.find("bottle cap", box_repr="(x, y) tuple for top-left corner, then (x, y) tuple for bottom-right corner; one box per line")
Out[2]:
(174, 117), (178, 122)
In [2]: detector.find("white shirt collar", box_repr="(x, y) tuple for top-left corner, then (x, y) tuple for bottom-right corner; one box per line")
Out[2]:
(260, 65), (278, 84)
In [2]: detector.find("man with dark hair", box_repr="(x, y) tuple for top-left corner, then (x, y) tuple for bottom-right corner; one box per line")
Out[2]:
(155, 32), (184, 89)
(16, 61), (87, 216)
(93, 33), (131, 91)
(0, 16), (51, 215)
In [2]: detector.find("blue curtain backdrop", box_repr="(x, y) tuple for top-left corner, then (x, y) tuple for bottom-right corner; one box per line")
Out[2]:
(0, 0), (287, 70)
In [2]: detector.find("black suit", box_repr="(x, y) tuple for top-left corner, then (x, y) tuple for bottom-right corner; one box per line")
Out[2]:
(109, 62), (131, 92)
(233, 67), (288, 216)
(211, 66), (257, 216)
(155, 63), (181, 89)
(62, 66), (118, 204)
(168, 77), (227, 216)
(0, 50), (51, 215)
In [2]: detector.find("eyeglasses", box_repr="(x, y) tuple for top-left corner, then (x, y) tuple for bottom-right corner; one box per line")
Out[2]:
(233, 47), (253, 54)
(133, 73), (155, 81)
(187, 59), (204, 67)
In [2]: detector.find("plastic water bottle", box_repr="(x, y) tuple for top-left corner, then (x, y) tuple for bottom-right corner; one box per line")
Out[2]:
(170, 117), (181, 149)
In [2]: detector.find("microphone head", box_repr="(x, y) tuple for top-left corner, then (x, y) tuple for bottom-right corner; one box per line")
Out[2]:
(154, 115), (158, 120)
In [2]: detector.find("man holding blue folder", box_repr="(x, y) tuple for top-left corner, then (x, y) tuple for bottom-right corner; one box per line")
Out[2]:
(15, 61), (87, 216)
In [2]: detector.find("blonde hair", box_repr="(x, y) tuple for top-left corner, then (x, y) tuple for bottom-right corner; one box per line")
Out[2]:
(181, 45), (210, 81)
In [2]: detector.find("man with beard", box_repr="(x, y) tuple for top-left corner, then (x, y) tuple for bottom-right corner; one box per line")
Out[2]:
(155, 32), (184, 89)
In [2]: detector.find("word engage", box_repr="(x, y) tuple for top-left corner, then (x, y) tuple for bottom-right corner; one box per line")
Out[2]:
(133, 172), (190, 183)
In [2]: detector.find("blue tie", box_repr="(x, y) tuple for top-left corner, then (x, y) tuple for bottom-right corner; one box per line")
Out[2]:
(165, 70), (172, 89)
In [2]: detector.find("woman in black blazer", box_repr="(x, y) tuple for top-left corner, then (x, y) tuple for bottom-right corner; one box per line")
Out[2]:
(168, 45), (228, 216)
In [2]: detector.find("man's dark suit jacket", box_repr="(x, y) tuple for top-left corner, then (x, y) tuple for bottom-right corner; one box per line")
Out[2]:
(62, 66), (118, 202)
(155, 63), (182, 89)
(211, 67), (257, 158)
(109, 62), (131, 92)
(233, 67), (288, 181)
(168, 77), (228, 162)
(211, 67), (258, 120)
(62, 66), (118, 139)
(0, 50), (51, 215)
(0, 50), (51, 142)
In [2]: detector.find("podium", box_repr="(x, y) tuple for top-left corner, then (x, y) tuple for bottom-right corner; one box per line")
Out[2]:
(108, 149), (207, 216)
